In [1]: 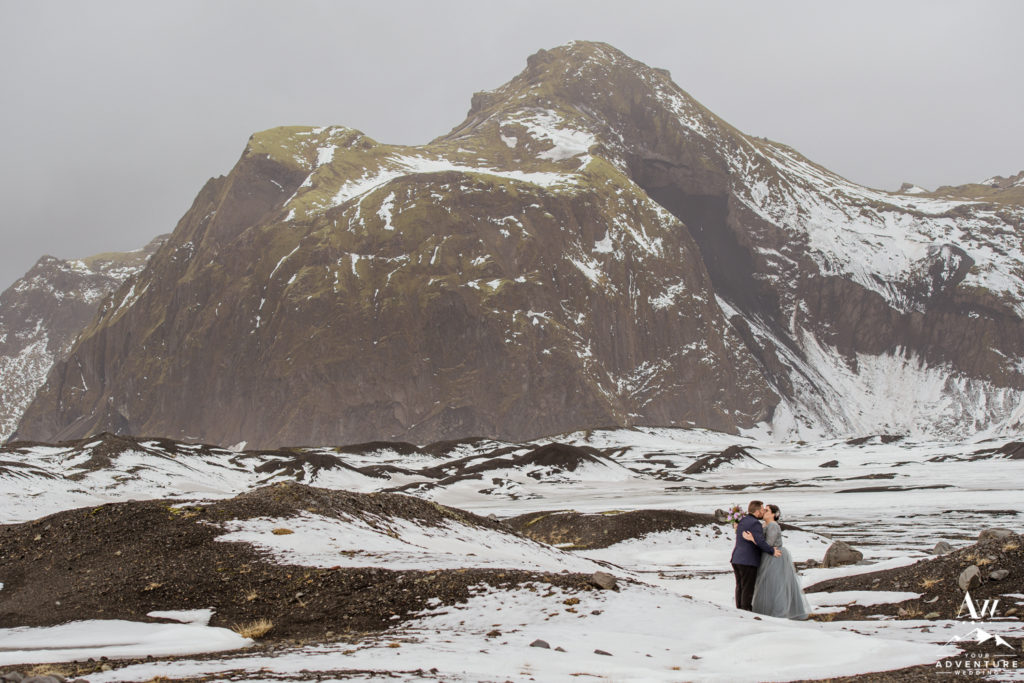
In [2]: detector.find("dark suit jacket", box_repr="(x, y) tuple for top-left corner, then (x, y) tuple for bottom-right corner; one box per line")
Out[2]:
(730, 514), (776, 566)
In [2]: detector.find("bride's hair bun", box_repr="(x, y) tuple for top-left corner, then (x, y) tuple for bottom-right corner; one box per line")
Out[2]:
(769, 504), (781, 521)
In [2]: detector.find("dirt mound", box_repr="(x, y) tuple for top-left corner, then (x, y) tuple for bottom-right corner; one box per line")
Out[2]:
(331, 440), (423, 457)
(411, 442), (617, 486)
(806, 531), (1024, 620)
(246, 449), (380, 481)
(2, 432), (234, 476)
(970, 441), (1024, 460)
(505, 508), (716, 549)
(0, 483), (593, 641)
(513, 443), (611, 470)
(683, 445), (767, 474)
(844, 434), (905, 446)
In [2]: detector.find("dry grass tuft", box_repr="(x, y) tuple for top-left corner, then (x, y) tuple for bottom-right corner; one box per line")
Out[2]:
(245, 589), (259, 602)
(232, 618), (273, 639)
(975, 557), (993, 566)
(1004, 541), (1019, 552)
(919, 577), (941, 590)
(27, 666), (68, 678)
(271, 528), (294, 535)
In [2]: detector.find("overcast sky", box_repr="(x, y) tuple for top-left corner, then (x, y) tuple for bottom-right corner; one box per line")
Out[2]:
(1, 0), (1021, 291)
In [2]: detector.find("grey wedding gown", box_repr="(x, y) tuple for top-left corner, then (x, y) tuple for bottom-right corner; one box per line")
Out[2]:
(751, 521), (811, 620)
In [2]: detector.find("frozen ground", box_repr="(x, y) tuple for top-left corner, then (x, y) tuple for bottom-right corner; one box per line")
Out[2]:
(1, 427), (1022, 680)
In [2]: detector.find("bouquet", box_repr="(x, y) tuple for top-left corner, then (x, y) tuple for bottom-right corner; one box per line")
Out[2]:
(726, 504), (744, 528)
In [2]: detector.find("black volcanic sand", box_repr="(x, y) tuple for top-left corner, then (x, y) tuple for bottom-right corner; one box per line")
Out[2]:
(504, 508), (719, 549)
(0, 483), (595, 645)
(504, 508), (812, 550)
(805, 532), (1024, 622)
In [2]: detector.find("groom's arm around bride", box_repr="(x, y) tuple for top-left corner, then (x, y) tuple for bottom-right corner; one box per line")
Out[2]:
(730, 500), (780, 611)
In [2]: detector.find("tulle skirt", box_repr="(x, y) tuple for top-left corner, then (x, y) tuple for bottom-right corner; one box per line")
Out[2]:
(752, 547), (810, 620)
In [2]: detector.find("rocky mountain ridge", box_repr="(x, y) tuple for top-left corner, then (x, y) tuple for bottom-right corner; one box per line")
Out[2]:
(0, 236), (166, 440)
(9, 41), (1024, 448)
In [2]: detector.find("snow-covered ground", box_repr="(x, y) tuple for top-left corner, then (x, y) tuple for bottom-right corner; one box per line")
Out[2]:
(1, 427), (1023, 680)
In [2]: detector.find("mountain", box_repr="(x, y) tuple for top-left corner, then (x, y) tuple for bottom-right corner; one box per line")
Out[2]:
(11, 41), (1024, 448)
(0, 237), (166, 439)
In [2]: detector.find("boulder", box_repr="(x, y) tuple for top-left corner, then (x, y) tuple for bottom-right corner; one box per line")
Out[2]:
(958, 565), (982, 591)
(978, 528), (1015, 543)
(989, 569), (1010, 581)
(822, 540), (863, 568)
(714, 508), (729, 524)
(590, 571), (619, 591)
(932, 541), (953, 555)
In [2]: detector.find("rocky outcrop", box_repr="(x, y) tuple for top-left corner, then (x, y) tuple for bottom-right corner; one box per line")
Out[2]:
(12, 41), (1024, 448)
(0, 236), (166, 440)
(822, 540), (864, 568)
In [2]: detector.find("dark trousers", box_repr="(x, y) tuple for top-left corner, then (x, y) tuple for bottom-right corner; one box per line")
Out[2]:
(732, 562), (758, 611)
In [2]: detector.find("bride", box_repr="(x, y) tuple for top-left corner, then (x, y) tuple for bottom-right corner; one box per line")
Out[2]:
(741, 504), (810, 620)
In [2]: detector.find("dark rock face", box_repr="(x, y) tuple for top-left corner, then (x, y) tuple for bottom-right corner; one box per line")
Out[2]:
(12, 41), (1024, 448)
(0, 236), (166, 440)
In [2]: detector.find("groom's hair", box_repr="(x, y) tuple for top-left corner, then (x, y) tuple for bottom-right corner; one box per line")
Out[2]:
(748, 500), (764, 514)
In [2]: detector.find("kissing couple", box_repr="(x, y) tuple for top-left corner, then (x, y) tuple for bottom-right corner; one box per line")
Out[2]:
(730, 499), (810, 620)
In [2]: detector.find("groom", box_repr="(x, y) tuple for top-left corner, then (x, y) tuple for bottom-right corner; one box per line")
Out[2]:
(731, 499), (781, 611)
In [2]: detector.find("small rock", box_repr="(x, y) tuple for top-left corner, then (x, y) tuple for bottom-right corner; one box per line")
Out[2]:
(100, 664), (112, 672)
(932, 541), (953, 555)
(819, 460), (839, 468)
(594, 649), (613, 656)
(487, 629), (501, 637)
(925, 612), (941, 619)
(555, 646), (567, 652)
(958, 565), (982, 592)
(590, 571), (618, 591)
(530, 639), (550, 649)
(24, 677), (64, 683)
(822, 540), (863, 568)
(990, 569), (1010, 581)
(1007, 607), (1018, 616)
(979, 528), (1015, 543)
(692, 654), (702, 660)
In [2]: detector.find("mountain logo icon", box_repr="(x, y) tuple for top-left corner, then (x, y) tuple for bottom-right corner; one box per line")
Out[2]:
(945, 627), (1016, 651)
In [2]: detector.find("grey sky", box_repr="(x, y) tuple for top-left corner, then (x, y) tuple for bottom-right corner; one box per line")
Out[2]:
(1, 0), (1021, 291)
